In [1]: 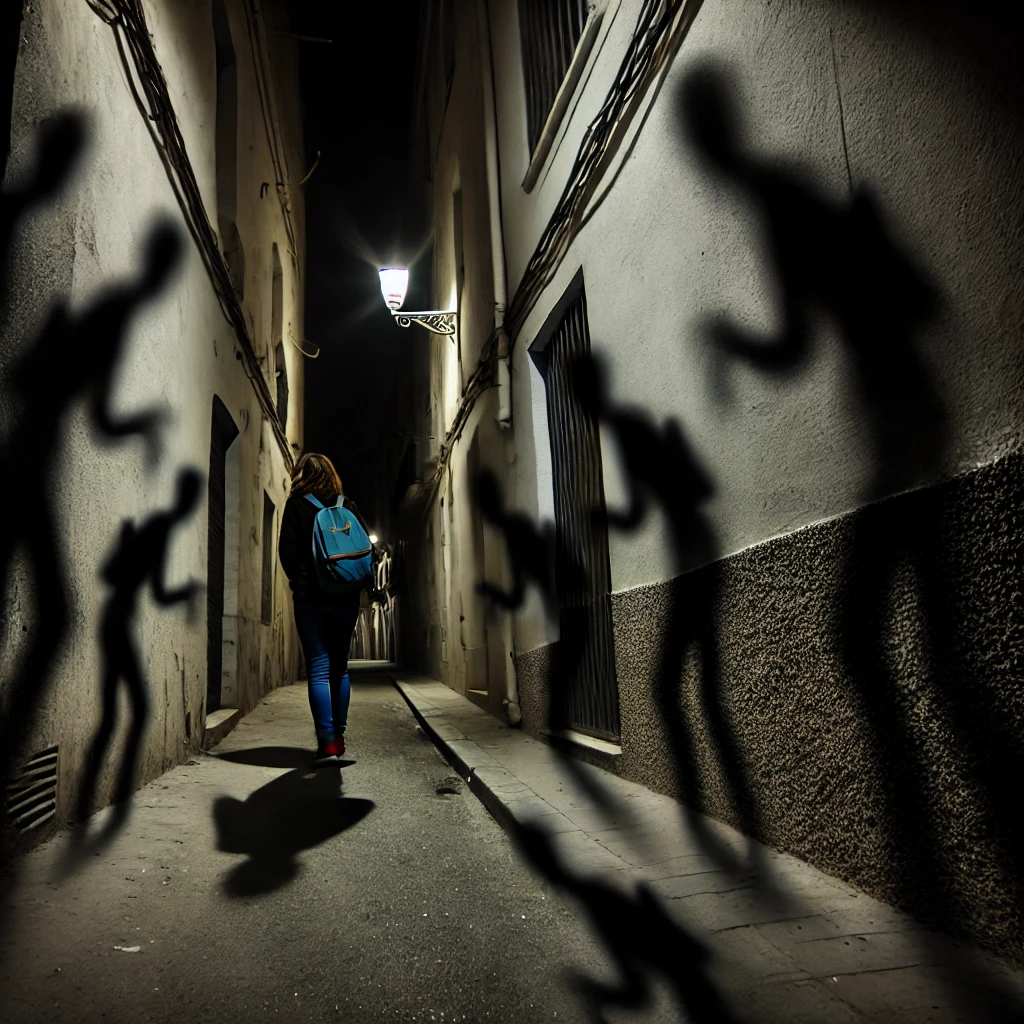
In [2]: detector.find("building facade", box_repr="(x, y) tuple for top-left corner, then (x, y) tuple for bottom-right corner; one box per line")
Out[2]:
(399, 0), (516, 716)
(404, 0), (1024, 962)
(1, 0), (307, 837)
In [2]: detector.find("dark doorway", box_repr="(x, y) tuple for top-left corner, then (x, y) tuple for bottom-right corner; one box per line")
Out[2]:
(271, 243), (288, 428)
(532, 274), (620, 741)
(207, 395), (240, 714)
(274, 342), (288, 429)
(260, 491), (275, 626)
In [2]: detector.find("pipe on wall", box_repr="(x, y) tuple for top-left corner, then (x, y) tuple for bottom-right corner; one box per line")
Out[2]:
(478, 0), (519, 725)
(478, 0), (511, 429)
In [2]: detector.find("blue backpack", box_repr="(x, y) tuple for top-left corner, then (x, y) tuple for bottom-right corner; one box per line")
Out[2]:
(305, 494), (374, 595)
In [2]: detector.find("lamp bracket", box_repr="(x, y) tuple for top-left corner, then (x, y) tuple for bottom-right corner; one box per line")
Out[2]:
(392, 310), (457, 336)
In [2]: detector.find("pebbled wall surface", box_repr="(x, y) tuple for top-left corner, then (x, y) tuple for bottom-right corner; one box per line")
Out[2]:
(517, 449), (1024, 964)
(613, 449), (1024, 964)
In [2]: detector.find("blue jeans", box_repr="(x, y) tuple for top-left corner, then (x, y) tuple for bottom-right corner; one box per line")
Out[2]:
(293, 599), (361, 744)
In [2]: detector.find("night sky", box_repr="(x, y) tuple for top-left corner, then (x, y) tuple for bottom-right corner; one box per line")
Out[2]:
(289, 2), (426, 527)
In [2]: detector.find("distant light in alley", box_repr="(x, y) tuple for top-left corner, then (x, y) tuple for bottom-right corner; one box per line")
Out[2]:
(378, 267), (408, 310)
(369, 533), (378, 544)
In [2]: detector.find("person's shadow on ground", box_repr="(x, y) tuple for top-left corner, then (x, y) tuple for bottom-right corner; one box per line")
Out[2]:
(214, 746), (358, 770)
(213, 767), (373, 897)
(513, 819), (739, 1024)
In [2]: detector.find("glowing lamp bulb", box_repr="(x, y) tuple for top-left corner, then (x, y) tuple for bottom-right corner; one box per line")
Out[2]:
(378, 268), (409, 311)
(369, 533), (378, 545)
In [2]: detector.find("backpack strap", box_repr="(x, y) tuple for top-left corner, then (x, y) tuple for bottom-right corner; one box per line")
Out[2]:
(334, 494), (345, 508)
(304, 494), (325, 511)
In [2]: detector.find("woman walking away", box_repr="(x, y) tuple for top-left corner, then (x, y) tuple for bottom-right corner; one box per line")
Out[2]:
(279, 453), (373, 766)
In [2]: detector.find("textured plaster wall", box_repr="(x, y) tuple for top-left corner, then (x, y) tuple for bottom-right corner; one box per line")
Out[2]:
(0, 0), (302, 824)
(430, 9), (494, 432)
(494, 0), (1023, 639)
(400, 0), (517, 710)
(609, 449), (1024, 964)
(513, 643), (554, 742)
(489, 0), (1024, 962)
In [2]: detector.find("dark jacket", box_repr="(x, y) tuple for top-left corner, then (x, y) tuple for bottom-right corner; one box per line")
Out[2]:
(278, 492), (369, 605)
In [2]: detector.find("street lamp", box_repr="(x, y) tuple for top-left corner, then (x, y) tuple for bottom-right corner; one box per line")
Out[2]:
(378, 267), (457, 337)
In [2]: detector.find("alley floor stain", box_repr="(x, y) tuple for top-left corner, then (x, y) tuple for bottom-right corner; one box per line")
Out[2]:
(0, 672), (634, 1024)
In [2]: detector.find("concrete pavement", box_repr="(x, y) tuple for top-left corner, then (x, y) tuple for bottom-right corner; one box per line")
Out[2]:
(392, 670), (1024, 1024)
(0, 669), (623, 1023)
(4, 666), (1024, 1023)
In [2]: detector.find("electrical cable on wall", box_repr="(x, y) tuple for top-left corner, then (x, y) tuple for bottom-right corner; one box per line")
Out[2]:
(86, 0), (299, 464)
(293, 150), (321, 188)
(288, 333), (320, 359)
(504, 0), (697, 349)
(417, 0), (697, 513)
(240, 0), (300, 259)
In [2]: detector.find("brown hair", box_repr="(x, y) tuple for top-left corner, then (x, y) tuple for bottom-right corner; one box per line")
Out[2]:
(289, 452), (342, 503)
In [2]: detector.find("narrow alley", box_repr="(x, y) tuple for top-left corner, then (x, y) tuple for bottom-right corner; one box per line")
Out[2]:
(2, 0), (1023, 1021)
(6, 667), (1024, 1023)
(0, 669), (614, 1023)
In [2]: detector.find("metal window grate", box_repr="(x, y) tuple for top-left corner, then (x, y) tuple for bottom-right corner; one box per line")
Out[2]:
(518, 0), (590, 153)
(542, 289), (620, 741)
(6, 745), (58, 833)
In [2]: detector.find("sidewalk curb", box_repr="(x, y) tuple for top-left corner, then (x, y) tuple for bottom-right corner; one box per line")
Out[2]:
(392, 677), (551, 842)
(387, 671), (1024, 1022)
(202, 706), (242, 750)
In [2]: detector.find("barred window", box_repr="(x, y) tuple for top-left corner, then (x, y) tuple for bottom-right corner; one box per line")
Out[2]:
(530, 274), (619, 741)
(518, 0), (591, 154)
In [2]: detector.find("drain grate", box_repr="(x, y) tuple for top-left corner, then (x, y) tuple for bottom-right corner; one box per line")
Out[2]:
(5, 744), (58, 833)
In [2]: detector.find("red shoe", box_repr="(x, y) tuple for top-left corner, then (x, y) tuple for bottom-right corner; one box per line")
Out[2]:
(313, 739), (341, 767)
(329, 736), (345, 757)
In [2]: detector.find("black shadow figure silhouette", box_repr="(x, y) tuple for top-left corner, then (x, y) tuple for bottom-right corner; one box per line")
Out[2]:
(0, 112), (86, 292)
(514, 819), (739, 1024)
(475, 469), (557, 616)
(682, 57), (951, 895)
(569, 353), (766, 879)
(0, 116), (85, 802)
(475, 466), (745, 1022)
(476, 469), (618, 811)
(0, 211), (183, 793)
(682, 61), (1024, 1018)
(682, 62), (945, 501)
(213, 767), (374, 897)
(57, 469), (205, 869)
